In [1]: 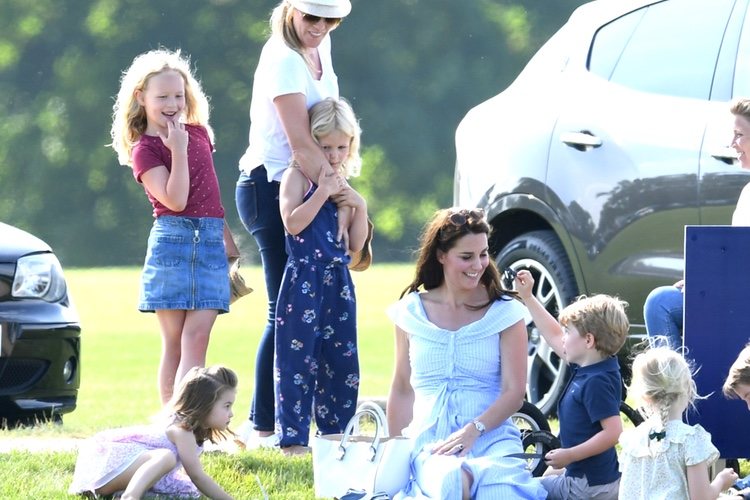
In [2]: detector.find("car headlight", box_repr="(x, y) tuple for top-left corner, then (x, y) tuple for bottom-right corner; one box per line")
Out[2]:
(12, 253), (67, 302)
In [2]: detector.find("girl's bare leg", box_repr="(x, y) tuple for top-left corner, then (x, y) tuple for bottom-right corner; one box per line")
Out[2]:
(173, 309), (217, 393)
(96, 449), (176, 498)
(156, 310), (187, 404)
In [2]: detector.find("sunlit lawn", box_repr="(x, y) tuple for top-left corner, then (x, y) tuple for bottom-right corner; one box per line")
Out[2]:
(0, 264), (414, 498)
(64, 263), (411, 433)
(3, 263), (746, 497)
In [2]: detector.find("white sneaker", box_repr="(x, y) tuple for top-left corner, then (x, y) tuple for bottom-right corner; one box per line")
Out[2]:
(235, 420), (279, 450)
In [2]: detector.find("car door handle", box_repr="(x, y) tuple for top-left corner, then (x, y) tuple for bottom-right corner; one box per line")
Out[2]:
(710, 147), (738, 165)
(560, 131), (602, 151)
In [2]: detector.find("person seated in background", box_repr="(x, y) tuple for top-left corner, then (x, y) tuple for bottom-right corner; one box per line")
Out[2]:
(722, 343), (750, 499)
(645, 97), (750, 349)
(643, 280), (684, 350)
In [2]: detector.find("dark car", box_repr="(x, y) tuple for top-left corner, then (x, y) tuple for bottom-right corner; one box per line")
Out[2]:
(454, 0), (750, 415)
(0, 222), (81, 424)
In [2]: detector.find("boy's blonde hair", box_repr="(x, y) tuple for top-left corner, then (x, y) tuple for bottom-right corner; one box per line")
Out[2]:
(308, 97), (362, 178)
(629, 347), (700, 432)
(558, 294), (629, 356)
(723, 343), (750, 399)
(110, 48), (212, 166)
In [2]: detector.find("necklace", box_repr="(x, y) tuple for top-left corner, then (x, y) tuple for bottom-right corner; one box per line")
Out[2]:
(307, 49), (322, 78)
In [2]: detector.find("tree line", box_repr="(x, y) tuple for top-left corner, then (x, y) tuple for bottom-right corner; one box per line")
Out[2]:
(0, 0), (586, 266)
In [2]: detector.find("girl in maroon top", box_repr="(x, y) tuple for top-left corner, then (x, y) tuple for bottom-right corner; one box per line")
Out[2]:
(111, 48), (235, 404)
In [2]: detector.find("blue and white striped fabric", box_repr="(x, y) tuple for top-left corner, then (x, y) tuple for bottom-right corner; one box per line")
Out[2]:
(387, 292), (547, 500)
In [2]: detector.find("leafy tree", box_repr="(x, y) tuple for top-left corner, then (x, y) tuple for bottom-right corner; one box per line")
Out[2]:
(0, 0), (586, 266)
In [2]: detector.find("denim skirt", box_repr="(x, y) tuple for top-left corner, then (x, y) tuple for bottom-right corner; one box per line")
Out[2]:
(139, 216), (229, 313)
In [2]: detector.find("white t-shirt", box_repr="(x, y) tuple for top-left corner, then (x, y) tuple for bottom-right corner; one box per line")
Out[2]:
(239, 35), (339, 182)
(732, 181), (750, 226)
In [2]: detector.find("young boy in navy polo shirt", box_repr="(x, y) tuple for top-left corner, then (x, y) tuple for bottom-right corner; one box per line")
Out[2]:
(515, 270), (629, 500)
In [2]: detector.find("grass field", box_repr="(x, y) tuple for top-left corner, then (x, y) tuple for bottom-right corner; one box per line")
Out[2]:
(0, 264), (415, 498)
(1, 265), (746, 497)
(63, 264), (410, 433)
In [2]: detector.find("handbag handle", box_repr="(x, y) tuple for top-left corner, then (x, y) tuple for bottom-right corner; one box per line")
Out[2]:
(337, 407), (385, 462)
(353, 401), (389, 436)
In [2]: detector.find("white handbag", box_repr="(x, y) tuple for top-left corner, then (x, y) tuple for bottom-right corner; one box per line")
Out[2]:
(312, 401), (413, 499)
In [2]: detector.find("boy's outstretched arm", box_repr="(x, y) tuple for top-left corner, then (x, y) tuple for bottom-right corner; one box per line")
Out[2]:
(515, 270), (565, 358)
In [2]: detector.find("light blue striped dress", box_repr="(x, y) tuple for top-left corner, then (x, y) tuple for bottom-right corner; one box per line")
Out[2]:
(387, 292), (547, 500)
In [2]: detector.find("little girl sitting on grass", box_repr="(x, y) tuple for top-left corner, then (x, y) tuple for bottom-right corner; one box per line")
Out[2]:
(68, 365), (237, 499)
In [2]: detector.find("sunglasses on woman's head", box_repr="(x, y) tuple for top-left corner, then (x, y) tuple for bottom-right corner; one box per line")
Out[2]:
(301, 12), (342, 26)
(447, 208), (485, 227)
(502, 267), (517, 289)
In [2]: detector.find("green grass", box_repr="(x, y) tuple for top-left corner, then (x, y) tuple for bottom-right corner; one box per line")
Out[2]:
(5, 265), (746, 497)
(62, 264), (408, 432)
(0, 264), (413, 498)
(0, 449), (319, 499)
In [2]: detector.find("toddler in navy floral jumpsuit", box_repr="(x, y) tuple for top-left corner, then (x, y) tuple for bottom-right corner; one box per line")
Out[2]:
(274, 97), (369, 454)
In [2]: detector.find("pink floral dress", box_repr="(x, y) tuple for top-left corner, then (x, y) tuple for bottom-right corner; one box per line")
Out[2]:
(68, 421), (201, 498)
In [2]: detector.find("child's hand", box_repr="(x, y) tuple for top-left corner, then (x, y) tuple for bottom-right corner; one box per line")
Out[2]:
(543, 447), (573, 469)
(331, 184), (365, 210)
(514, 270), (535, 301)
(716, 467), (740, 491)
(317, 164), (343, 197)
(159, 120), (189, 154)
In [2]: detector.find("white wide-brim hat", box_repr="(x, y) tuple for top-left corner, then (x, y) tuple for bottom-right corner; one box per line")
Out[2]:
(288, 0), (352, 18)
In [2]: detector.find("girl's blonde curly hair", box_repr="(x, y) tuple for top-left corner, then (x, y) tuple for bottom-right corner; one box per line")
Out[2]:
(110, 48), (212, 166)
(629, 346), (703, 436)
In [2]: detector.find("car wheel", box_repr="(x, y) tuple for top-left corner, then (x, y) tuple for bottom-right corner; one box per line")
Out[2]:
(512, 401), (554, 477)
(497, 230), (579, 416)
(512, 400), (551, 433)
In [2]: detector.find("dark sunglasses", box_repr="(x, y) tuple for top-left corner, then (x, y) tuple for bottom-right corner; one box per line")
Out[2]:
(447, 208), (485, 227)
(502, 267), (517, 289)
(301, 12), (342, 26)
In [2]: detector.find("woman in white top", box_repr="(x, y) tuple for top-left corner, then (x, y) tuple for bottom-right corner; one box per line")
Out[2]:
(644, 97), (750, 350)
(234, 0), (352, 448)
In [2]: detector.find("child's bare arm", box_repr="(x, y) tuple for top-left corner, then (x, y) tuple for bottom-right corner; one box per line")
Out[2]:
(514, 270), (565, 358)
(686, 463), (737, 500)
(543, 414), (622, 469)
(279, 167), (338, 235)
(141, 121), (190, 212)
(169, 426), (233, 500)
(338, 185), (367, 253)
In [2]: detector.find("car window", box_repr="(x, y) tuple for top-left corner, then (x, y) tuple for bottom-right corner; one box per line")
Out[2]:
(733, 3), (750, 97)
(589, 0), (735, 100)
(587, 9), (644, 79)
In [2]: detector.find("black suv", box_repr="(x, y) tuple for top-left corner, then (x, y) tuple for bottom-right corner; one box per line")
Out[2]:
(454, 0), (750, 415)
(0, 222), (81, 424)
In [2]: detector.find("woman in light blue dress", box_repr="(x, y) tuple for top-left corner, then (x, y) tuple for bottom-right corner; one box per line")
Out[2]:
(387, 208), (547, 500)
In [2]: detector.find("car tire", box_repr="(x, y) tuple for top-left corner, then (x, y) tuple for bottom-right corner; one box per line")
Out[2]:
(512, 400), (551, 433)
(496, 229), (579, 416)
(512, 401), (553, 477)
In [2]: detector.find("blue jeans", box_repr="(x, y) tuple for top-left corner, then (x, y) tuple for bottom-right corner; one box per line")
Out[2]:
(643, 285), (683, 349)
(236, 166), (287, 432)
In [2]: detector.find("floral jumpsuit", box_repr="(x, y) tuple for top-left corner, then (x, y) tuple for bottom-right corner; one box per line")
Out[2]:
(274, 182), (359, 447)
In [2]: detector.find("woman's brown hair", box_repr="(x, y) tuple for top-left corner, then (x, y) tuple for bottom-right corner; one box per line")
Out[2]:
(400, 208), (514, 309)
